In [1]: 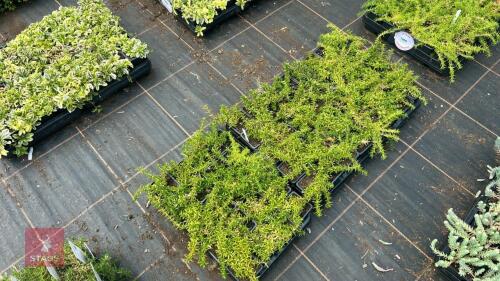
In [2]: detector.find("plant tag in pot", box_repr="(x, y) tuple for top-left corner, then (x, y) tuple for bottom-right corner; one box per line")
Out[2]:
(68, 240), (87, 263)
(160, 0), (173, 13)
(394, 31), (415, 51)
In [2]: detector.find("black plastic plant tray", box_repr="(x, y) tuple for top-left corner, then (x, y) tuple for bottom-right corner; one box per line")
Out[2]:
(362, 12), (463, 76)
(297, 198), (313, 230)
(208, 197), (312, 281)
(292, 97), (418, 195)
(313, 44), (422, 132)
(5, 57), (151, 157)
(256, 198), (312, 279)
(175, 0), (252, 35)
(391, 96), (422, 130)
(207, 192), (312, 281)
(294, 169), (354, 196)
(293, 142), (375, 196)
(208, 250), (267, 281)
(312, 47), (324, 57)
(356, 143), (373, 163)
(437, 194), (488, 281)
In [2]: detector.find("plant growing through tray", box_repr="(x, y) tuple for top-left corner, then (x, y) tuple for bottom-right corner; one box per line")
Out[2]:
(139, 126), (306, 280)
(172, 0), (250, 36)
(431, 164), (500, 280)
(362, 0), (500, 80)
(0, 0), (149, 157)
(141, 25), (423, 280)
(3, 240), (131, 281)
(218, 25), (424, 213)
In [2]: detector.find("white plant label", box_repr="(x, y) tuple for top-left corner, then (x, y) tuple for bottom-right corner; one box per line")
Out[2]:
(91, 263), (103, 281)
(242, 128), (249, 143)
(394, 31), (415, 51)
(84, 242), (96, 258)
(160, 0), (173, 13)
(452, 9), (462, 24)
(68, 240), (87, 263)
(45, 263), (60, 280)
(28, 146), (33, 161)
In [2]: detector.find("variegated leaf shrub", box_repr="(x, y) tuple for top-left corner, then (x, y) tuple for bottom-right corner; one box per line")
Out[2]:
(0, 0), (149, 157)
(363, 0), (500, 80)
(140, 25), (424, 280)
(172, 0), (250, 36)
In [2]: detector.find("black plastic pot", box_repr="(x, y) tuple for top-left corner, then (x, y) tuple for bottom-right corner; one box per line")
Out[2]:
(166, 172), (180, 187)
(356, 143), (373, 163)
(312, 47), (324, 57)
(362, 12), (462, 76)
(276, 161), (303, 187)
(296, 195), (313, 230)
(390, 96), (422, 130)
(294, 169), (354, 196)
(174, 0), (252, 35)
(227, 124), (261, 152)
(5, 56), (151, 157)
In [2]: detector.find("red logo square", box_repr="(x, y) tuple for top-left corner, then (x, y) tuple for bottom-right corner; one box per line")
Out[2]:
(25, 228), (64, 267)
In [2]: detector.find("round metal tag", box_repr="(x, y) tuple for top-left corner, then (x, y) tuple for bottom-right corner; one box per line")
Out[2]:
(394, 31), (415, 51)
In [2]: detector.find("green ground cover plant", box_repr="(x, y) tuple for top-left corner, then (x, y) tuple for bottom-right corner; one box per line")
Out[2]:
(431, 164), (500, 280)
(3, 240), (131, 281)
(0, 0), (27, 13)
(172, 0), (250, 36)
(218, 25), (423, 213)
(362, 0), (500, 80)
(0, 0), (149, 157)
(140, 26), (423, 280)
(139, 126), (306, 280)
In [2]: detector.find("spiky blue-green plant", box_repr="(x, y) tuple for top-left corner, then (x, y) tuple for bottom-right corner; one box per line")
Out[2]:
(431, 165), (500, 281)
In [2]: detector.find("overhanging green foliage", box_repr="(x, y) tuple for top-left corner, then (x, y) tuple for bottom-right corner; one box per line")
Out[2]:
(0, 0), (27, 13)
(362, 0), (500, 80)
(431, 165), (500, 280)
(140, 25), (424, 280)
(3, 240), (131, 281)
(219, 25), (424, 213)
(172, 0), (249, 36)
(0, 0), (149, 157)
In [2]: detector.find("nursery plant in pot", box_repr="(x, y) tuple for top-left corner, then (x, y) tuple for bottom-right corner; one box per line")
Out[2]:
(0, 0), (150, 158)
(431, 164), (500, 281)
(3, 240), (131, 281)
(225, 109), (262, 152)
(159, 0), (251, 36)
(362, 0), (500, 80)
